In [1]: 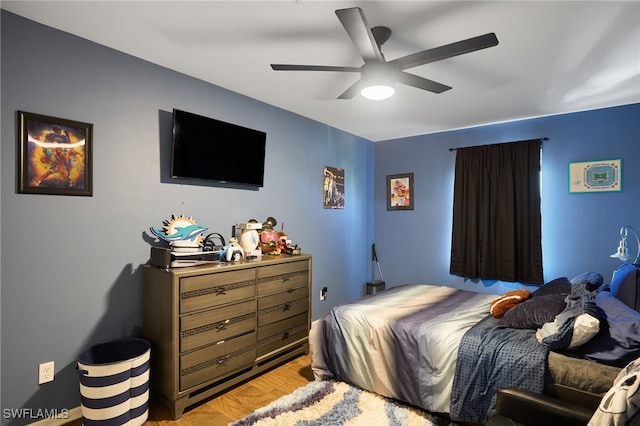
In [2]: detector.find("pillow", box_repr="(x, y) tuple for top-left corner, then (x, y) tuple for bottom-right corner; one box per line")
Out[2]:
(536, 281), (600, 351)
(568, 313), (601, 349)
(609, 263), (640, 311)
(570, 271), (603, 290)
(500, 277), (570, 329)
(501, 293), (567, 329)
(532, 277), (571, 298)
(572, 291), (640, 368)
(490, 289), (531, 318)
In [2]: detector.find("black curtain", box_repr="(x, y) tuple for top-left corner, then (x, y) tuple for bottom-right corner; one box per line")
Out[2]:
(450, 139), (543, 284)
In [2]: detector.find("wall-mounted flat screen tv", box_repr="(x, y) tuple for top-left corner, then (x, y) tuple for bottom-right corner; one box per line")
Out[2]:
(171, 108), (266, 187)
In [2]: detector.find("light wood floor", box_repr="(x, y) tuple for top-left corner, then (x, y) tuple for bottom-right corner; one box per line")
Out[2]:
(66, 354), (313, 426)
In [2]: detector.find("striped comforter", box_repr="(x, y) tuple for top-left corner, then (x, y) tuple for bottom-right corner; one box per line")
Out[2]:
(309, 284), (496, 414)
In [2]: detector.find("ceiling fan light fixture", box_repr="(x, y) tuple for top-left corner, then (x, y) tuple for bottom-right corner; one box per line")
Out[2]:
(361, 81), (395, 100)
(271, 8), (499, 100)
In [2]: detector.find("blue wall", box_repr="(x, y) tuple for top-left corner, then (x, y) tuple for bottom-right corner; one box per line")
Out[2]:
(374, 103), (640, 294)
(0, 11), (373, 423)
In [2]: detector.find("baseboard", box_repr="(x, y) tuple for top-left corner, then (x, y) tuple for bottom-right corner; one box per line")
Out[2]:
(29, 406), (82, 426)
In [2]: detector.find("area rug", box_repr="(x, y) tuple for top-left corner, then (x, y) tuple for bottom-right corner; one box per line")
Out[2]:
(230, 380), (458, 426)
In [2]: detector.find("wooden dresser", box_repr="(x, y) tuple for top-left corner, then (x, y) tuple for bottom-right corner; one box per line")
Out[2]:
(142, 254), (311, 418)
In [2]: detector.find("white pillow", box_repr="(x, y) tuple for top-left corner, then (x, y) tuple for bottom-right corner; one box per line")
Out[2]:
(568, 313), (600, 349)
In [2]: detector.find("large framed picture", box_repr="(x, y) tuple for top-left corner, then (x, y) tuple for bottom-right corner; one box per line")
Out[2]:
(387, 173), (413, 210)
(18, 111), (93, 196)
(569, 159), (622, 193)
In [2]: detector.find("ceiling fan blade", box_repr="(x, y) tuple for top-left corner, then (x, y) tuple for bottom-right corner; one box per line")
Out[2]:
(337, 79), (365, 99)
(335, 7), (384, 64)
(271, 64), (361, 72)
(390, 33), (499, 70)
(396, 71), (452, 94)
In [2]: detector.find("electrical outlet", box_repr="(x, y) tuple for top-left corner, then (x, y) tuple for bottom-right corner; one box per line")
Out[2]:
(39, 361), (55, 384)
(320, 286), (328, 301)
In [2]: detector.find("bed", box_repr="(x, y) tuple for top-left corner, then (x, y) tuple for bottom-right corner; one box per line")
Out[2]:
(310, 284), (495, 415)
(309, 263), (640, 424)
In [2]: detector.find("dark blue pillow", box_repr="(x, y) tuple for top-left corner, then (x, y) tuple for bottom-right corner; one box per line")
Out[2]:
(571, 291), (640, 367)
(609, 263), (640, 311)
(570, 271), (603, 290)
(500, 277), (571, 329)
(532, 277), (571, 298)
(501, 294), (567, 329)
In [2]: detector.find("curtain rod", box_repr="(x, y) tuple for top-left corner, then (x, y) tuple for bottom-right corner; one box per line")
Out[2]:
(448, 137), (549, 152)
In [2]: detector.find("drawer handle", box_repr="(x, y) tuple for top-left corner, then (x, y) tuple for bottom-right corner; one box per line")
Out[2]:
(214, 287), (226, 296)
(216, 355), (231, 367)
(282, 331), (290, 340)
(216, 320), (230, 331)
(282, 277), (290, 283)
(282, 303), (291, 311)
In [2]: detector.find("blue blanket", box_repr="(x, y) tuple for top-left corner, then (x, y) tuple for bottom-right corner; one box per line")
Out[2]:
(450, 315), (549, 423)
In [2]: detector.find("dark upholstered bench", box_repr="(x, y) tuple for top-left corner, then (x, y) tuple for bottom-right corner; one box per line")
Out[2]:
(485, 388), (593, 426)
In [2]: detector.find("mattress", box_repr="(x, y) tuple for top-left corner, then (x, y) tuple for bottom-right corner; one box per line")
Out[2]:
(310, 284), (496, 414)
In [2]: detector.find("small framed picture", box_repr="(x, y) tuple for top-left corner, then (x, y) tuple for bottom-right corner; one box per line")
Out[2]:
(387, 173), (413, 210)
(323, 166), (345, 209)
(569, 159), (622, 193)
(18, 111), (93, 196)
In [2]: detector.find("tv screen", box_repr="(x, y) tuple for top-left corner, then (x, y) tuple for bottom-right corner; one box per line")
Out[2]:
(171, 109), (266, 187)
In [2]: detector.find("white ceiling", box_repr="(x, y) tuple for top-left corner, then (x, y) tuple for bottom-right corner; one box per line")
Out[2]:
(3, 1), (639, 141)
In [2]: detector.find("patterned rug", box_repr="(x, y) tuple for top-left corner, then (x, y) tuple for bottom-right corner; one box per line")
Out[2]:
(229, 380), (458, 426)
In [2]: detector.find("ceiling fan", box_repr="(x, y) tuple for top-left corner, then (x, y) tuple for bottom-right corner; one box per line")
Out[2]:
(270, 7), (499, 100)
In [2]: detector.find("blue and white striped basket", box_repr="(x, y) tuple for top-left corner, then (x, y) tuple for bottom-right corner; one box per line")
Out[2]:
(78, 338), (150, 426)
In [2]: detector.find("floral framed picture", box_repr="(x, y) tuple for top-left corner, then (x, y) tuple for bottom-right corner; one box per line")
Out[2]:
(387, 173), (413, 210)
(18, 111), (93, 196)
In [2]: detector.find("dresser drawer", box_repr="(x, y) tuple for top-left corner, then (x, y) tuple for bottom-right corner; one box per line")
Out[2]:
(258, 297), (308, 327)
(257, 313), (308, 357)
(180, 269), (256, 313)
(257, 261), (308, 296)
(180, 300), (256, 353)
(180, 332), (256, 391)
(258, 286), (308, 311)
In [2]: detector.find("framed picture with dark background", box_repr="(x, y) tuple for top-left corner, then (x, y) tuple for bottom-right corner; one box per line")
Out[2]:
(387, 173), (413, 210)
(323, 166), (345, 209)
(18, 111), (93, 196)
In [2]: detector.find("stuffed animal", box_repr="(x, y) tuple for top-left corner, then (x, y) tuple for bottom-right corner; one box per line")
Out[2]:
(258, 216), (280, 255)
(490, 289), (531, 318)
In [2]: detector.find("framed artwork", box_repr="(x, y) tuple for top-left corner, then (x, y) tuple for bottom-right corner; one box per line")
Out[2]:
(323, 166), (344, 209)
(569, 159), (622, 193)
(18, 111), (93, 196)
(387, 173), (413, 210)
